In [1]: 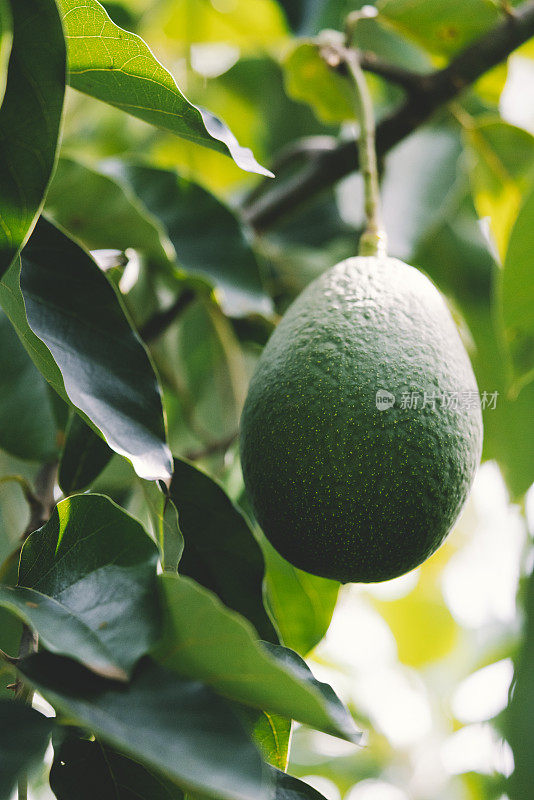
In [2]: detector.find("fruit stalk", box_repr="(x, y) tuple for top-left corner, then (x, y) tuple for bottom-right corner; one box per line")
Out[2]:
(343, 46), (387, 257)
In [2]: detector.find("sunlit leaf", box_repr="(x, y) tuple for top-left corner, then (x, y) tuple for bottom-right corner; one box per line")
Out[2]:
(1, 494), (161, 680)
(56, 0), (272, 176)
(262, 538), (339, 656)
(465, 119), (534, 260)
(0, 217), (173, 482)
(0, 0), (11, 104)
(502, 184), (534, 388)
(20, 653), (271, 800)
(154, 573), (361, 743)
(377, 0), (506, 56)
(248, 710), (292, 772)
(283, 42), (354, 123)
(0, 0), (65, 278)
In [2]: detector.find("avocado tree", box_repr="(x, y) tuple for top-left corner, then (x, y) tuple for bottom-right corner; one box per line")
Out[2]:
(0, 1), (533, 798)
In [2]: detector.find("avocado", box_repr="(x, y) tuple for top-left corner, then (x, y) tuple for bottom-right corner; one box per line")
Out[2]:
(240, 256), (483, 583)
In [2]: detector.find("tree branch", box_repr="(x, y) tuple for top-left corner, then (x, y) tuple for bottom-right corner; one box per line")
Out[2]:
(244, 1), (534, 233)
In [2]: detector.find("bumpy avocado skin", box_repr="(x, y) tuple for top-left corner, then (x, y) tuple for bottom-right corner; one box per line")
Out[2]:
(240, 257), (483, 583)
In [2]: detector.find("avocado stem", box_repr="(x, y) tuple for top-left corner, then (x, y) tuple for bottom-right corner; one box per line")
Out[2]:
(343, 47), (387, 258)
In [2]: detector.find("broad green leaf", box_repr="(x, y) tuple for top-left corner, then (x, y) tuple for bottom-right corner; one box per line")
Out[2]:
(7, 494), (161, 680)
(56, 0), (272, 176)
(0, 217), (173, 481)
(45, 158), (171, 266)
(0, 0), (11, 104)
(507, 565), (534, 798)
(262, 538), (339, 656)
(0, 701), (54, 800)
(50, 733), (185, 799)
(154, 573), (361, 743)
(105, 163), (272, 317)
(502, 184), (534, 387)
(465, 119), (534, 260)
(283, 43), (354, 124)
(20, 653), (271, 800)
(59, 415), (114, 495)
(170, 457), (277, 643)
(0, 0), (65, 278)
(377, 0), (506, 56)
(0, 309), (57, 461)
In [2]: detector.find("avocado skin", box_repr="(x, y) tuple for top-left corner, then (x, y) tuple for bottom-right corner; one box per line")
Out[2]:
(240, 257), (483, 583)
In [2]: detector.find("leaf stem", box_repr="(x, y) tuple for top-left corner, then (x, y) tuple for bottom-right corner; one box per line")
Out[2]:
(343, 47), (387, 257)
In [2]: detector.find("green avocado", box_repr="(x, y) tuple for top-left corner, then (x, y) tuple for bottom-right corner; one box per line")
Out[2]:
(240, 256), (483, 583)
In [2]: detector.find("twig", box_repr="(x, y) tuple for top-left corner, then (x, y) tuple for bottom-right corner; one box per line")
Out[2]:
(139, 288), (196, 343)
(342, 46), (387, 255)
(358, 52), (427, 92)
(244, 0), (534, 232)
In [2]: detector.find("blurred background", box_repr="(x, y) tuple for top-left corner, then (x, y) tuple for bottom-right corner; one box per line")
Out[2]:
(2, 1), (534, 798)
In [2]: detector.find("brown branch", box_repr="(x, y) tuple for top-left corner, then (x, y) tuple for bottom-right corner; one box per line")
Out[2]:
(244, 1), (534, 232)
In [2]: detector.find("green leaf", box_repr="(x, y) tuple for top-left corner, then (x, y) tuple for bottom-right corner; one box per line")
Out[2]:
(56, 0), (272, 176)
(377, 0), (505, 56)
(105, 163), (272, 317)
(170, 457), (277, 642)
(0, 309), (57, 461)
(154, 573), (361, 743)
(20, 653), (271, 800)
(465, 119), (534, 260)
(0, 0), (11, 105)
(248, 710), (292, 772)
(501, 184), (534, 387)
(0, 217), (173, 481)
(50, 733), (185, 799)
(0, 701), (54, 800)
(0, 0), (65, 278)
(3, 494), (161, 680)
(283, 42), (354, 123)
(262, 538), (339, 656)
(45, 158), (171, 266)
(59, 414), (114, 495)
